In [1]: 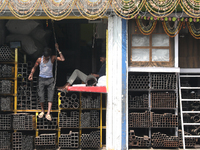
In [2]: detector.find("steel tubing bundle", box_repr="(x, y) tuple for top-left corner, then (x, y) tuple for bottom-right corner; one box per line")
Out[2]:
(152, 132), (178, 148)
(81, 131), (100, 148)
(59, 93), (79, 109)
(178, 130), (196, 148)
(59, 111), (79, 128)
(151, 74), (177, 89)
(37, 116), (57, 129)
(128, 75), (149, 89)
(0, 97), (12, 111)
(0, 64), (13, 77)
(0, 46), (14, 61)
(0, 131), (11, 150)
(81, 110), (99, 127)
(129, 111), (151, 128)
(151, 113), (178, 128)
(129, 94), (148, 108)
(129, 130), (150, 147)
(0, 114), (11, 130)
(35, 133), (56, 146)
(13, 113), (36, 130)
(81, 95), (100, 108)
(151, 92), (176, 108)
(59, 131), (79, 148)
(0, 80), (12, 94)
(81, 112), (90, 127)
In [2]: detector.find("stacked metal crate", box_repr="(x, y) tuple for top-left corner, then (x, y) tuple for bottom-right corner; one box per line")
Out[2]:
(59, 131), (79, 148)
(35, 133), (57, 149)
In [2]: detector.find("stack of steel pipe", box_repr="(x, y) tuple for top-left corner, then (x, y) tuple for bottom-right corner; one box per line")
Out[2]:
(151, 92), (176, 108)
(152, 132), (178, 148)
(59, 92), (79, 109)
(59, 131), (79, 148)
(0, 97), (12, 111)
(37, 116), (57, 130)
(151, 113), (178, 128)
(0, 80), (12, 94)
(129, 94), (148, 108)
(0, 131), (11, 150)
(0, 114), (11, 130)
(13, 113), (35, 130)
(12, 132), (34, 150)
(128, 74), (149, 89)
(81, 131), (100, 148)
(81, 95), (100, 108)
(35, 133), (56, 149)
(129, 130), (150, 147)
(151, 74), (177, 89)
(129, 111), (151, 127)
(18, 63), (28, 80)
(178, 130), (196, 148)
(59, 111), (79, 127)
(81, 110), (99, 127)
(0, 64), (13, 77)
(0, 46), (14, 61)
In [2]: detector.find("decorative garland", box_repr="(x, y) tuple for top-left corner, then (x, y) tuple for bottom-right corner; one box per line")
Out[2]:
(7, 0), (40, 19)
(0, 0), (8, 13)
(41, 0), (76, 20)
(111, 0), (146, 19)
(136, 19), (157, 35)
(76, 0), (110, 20)
(162, 20), (183, 37)
(180, 0), (200, 18)
(145, 0), (180, 18)
(187, 21), (200, 39)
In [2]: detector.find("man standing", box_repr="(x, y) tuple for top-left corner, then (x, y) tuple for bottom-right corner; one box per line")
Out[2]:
(28, 43), (65, 121)
(57, 54), (106, 92)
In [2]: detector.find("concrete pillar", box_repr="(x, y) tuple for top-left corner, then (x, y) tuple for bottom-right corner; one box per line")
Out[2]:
(106, 16), (128, 150)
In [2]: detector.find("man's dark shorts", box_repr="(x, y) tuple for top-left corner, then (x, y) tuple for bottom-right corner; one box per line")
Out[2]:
(38, 77), (54, 103)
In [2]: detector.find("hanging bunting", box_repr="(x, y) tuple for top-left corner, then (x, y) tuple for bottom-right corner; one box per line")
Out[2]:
(76, 0), (110, 20)
(180, 0), (200, 18)
(0, 0), (8, 13)
(145, 0), (180, 18)
(41, 0), (76, 20)
(111, 0), (146, 19)
(162, 20), (183, 37)
(187, 21), (200, 39)
(136, 19), (157, 35)
(7, 0), (40, 19)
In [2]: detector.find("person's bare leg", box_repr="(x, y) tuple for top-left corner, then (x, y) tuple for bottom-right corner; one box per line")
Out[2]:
(40, 102), (45, 113)
(46, 102), (52, 116)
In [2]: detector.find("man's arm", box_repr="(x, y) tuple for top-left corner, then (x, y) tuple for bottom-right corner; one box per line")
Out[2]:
(54, 43), (65, 61)
(28, 58), (40, 80)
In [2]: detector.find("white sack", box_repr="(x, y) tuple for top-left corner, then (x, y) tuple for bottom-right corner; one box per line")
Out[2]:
(6, 20), (39, 35)
(97, 75), (106, 86)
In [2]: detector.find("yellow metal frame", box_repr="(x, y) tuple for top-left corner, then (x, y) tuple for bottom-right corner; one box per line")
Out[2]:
(14, 48), (18, 113)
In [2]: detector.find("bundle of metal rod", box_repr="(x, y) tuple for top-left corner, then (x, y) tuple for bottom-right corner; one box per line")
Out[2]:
(128, 75), (149, 89)
(59, 131), (79, 148)
(0, 46), (14, 61)
(152, 132), (179, 148)
(0, 114), (11, 130)
(128, 94), (148, 108)
(13, 132), (34, 150)
(151, 92), (176, 108)
(0, 64), (13, 77)
(81, 95), (100, 108)
(178, 129), (196, 148)
(81, 112), (90, 127)
(151, 74), (177, 89)
(129, 111), (151, 127)
(59, 93), (79, 109)
(0, 97), (12, 111)
(129, 130), (150, 147)
(0, 131), (11, 150)
(90, 110), (99, 127)
(151, 113), (178, 128)
(59, 111), (79, 127)
(0, 80), (12, 94)
(13, 113), (36, 130)
(81, 131), (100, 148)
(18, 63), (28, 79)
(35, 133), (56, 146)
(37, 116), (57, 129)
